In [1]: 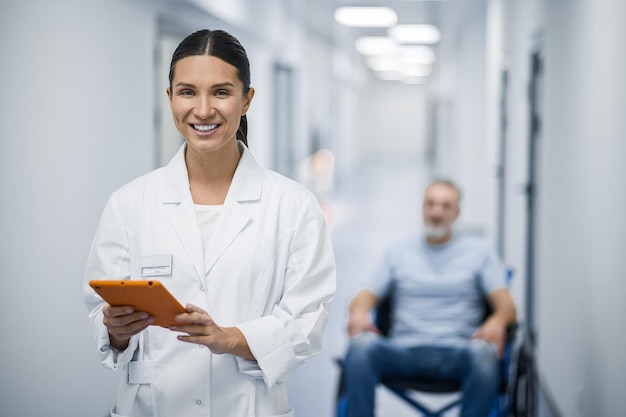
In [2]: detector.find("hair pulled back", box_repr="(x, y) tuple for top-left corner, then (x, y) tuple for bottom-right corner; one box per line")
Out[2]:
(169, 29), (251, 146)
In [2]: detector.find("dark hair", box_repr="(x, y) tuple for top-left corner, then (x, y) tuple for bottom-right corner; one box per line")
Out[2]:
(169, 29), (251, 146)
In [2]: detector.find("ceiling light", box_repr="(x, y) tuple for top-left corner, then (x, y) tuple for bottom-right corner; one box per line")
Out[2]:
(401, 64), (432, 77)
(399, 45), (436, 65)
(388, 24), (441, 44)
(355, 37), (399, 55)
(365, 56), (402, 72)
(334, 7), (398, 27)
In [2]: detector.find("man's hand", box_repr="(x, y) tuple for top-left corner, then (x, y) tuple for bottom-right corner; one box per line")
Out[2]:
(472, 316), (507, 357)
(474, 287), (517, 357)
(347, 289), (380, 337)
(347, 312), (379, 337)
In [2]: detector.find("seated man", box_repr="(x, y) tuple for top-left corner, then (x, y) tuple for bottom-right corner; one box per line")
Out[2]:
(343, 179), (517, 417)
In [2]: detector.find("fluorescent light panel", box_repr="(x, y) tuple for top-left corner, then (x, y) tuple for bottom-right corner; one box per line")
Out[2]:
(355, 37), (399, 55)
(399, 45), (436, 64)
(365, 56), (432, 76)
(388, 24), (441, 44)
(366, 56), (401, 72)
(401, 64), (432, 77)
(334, 7), (398, 27)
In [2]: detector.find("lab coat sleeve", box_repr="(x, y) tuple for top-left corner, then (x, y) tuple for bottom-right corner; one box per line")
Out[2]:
(236, 195), (336, 387)
(83, 192), (140, 370)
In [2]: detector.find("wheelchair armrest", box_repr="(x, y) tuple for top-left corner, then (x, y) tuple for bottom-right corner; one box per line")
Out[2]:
(506, 322), (519, 342)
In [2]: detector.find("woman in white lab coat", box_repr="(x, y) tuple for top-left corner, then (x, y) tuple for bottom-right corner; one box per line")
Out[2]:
(84, 29), (336, 417)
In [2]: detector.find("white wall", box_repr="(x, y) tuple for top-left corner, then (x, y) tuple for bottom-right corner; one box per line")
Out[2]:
(435, 0), (501, 238)
(484, 0), (626, 416)
(583, 2), (626, 414)
(353, 79), (429, 166)
(536, 0), (626, 415)
(437, 2), (626, 416)
(0, 0), (157, 415)
(498, 0), (543, 324)
(534, 2), (592, 415)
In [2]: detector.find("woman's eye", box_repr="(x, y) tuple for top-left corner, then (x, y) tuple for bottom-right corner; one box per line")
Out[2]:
(179, 90), (194, 96)
(215, 90), (230, 97)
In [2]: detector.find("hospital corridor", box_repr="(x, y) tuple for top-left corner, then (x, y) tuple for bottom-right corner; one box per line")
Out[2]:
(0, 1), (624, 417)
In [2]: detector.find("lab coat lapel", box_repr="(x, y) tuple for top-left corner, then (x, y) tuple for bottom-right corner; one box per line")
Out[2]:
(204, 144), (262, 274)
(161, 144), (205, 280)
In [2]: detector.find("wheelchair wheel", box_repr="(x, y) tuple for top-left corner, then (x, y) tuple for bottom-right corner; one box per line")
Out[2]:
(510, 341), (537, 417)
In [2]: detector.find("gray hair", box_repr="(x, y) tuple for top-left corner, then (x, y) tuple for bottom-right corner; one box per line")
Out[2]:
(424, 178), (462, 203)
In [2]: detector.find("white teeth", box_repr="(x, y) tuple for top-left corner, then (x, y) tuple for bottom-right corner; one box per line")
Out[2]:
(192, 124), (217, 132)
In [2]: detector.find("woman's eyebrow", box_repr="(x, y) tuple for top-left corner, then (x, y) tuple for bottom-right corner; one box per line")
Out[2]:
(174, 81), (235, 89)
(174, 82), (196, 89)
(211, 82), (236, 89)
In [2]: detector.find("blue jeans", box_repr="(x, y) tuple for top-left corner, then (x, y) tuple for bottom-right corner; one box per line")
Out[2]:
(343, 332), (499, 417)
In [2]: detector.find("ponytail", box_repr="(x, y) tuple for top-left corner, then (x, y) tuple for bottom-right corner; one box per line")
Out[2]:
(237, 115), (248, 147)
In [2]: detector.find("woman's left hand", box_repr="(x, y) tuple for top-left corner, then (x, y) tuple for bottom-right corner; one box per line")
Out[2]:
(170, 304), (254, 359)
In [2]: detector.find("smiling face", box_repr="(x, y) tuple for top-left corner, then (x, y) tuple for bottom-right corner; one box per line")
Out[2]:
(166, 55), (254, 156)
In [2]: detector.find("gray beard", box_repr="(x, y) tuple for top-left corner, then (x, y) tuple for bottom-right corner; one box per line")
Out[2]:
(424, 225), (451, 240)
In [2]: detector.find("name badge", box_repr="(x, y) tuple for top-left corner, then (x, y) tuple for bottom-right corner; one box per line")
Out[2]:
(140, 254), (173, 277)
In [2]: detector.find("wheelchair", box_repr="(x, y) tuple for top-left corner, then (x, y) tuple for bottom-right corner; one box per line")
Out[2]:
(335, 271), (530, 417)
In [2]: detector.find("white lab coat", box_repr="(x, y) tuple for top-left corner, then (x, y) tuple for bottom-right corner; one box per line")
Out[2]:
(84, 142), (336, 417)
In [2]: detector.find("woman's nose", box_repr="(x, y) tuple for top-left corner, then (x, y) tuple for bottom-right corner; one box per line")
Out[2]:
(195, 96), (214, 119)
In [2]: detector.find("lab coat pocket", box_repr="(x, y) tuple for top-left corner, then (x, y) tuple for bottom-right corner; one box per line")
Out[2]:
(254, 379), (292, 417)
(140, 254), (173, 278)
(128, 360), (155, 384)
(113, 360), (155, 417)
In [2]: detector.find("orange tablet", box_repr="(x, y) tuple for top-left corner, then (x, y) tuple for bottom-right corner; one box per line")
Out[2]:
(89, 279), (186, 327)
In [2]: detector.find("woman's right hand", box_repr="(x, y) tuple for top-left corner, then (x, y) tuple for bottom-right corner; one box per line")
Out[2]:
(102, 304), (153, 350)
